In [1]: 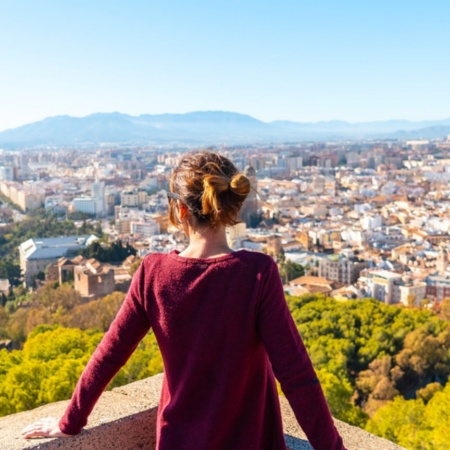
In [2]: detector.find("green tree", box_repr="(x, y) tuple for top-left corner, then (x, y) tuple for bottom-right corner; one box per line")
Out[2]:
(81, 240), (136, 263)
(279, 260), (305, 283)
(129, 259), (142, 277)
(366, 380), (450, 449)
(317, 368), (368, 427)
(441, 298), (450, 320)
(0, 326), (102, 416)
(0, 325), (163, 417)
(366, 397), (427, 449)
(416, 382), (443, 404)
(423, 381), (450, 449)
(0, 261), (22, 287)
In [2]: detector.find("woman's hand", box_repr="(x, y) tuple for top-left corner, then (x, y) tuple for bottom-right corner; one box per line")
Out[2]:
(21, 417), (71, 439)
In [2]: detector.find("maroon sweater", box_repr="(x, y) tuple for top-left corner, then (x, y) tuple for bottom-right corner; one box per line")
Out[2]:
(59, 250), (345, 449)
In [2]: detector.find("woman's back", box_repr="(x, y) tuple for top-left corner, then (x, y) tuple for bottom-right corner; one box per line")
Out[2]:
(146, 250), (286, 449)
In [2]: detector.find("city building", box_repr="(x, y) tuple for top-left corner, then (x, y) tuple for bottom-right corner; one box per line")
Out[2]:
(358, 269), (403, 304)
(239, 165), (258, 226)
(121, 190), (148, 208)
(398, 281), (426, 306)
(0, 166), (14, 181)
(74, 259), (115, 299)
(318, 255), (370, 284)
(286, 275), (338, 296)
(19, 235), (98, 288)
(130, 219), (160, 238)
(0, 279), (10, 296)
(72, 181), (106, 217)
(425, 275), (450, 303)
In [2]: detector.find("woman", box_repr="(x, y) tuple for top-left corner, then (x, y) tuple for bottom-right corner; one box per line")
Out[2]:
(22, 151), (345, 449)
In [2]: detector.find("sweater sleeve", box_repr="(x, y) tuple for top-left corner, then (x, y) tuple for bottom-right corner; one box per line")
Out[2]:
(59, 262), (151, 435)
(256, 259), (346, 450)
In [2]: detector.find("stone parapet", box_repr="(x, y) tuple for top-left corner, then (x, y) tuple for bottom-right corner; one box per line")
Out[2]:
(0, 373), (404, 450)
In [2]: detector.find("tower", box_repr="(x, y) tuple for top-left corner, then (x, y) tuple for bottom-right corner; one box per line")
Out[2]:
(437, 248), (449, 274)
(91, 181), (106, 217)
(240, 165), (258, 227)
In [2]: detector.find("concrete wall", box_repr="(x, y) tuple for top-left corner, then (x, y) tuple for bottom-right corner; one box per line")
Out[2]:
(0, 373), (405, 450)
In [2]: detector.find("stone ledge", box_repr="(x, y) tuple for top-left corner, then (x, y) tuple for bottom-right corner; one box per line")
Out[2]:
(0, 373), (405, 450)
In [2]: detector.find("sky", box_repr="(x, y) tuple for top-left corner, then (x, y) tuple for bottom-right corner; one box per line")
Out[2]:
(1, 0), (449, 131)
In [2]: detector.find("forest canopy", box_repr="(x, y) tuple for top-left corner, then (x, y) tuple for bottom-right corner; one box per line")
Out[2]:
(0, 291), (449, 449)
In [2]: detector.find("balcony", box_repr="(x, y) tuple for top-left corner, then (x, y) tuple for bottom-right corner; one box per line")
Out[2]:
(0, 373), (404, 450)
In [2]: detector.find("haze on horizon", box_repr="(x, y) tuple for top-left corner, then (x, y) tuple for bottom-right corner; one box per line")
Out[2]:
(1, 0), (449, 132)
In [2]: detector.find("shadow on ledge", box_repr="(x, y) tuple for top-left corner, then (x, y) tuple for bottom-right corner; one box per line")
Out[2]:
(0, 373), (405, 450)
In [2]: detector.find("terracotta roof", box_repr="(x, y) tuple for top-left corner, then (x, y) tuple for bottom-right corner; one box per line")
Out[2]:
(305, 285), (333, 294)
(289, 275), (331, 286)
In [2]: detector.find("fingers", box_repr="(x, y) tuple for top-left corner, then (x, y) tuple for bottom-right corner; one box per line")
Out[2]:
(21, 421), (46, 439)
(21, 417), (70, 439)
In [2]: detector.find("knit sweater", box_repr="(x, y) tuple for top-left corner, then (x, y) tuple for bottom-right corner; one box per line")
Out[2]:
(59, 250), (345, 450)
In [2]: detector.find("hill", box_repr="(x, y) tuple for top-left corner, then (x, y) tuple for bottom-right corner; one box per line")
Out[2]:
(1, 112), (450, 147)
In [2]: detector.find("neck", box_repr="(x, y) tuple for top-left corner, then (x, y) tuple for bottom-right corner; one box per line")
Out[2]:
(179, 225), (232, 259)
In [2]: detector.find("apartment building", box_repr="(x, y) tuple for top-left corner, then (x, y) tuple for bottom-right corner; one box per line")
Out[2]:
(359, 269), (403, 304)
(0, 181), (44, 211)
(120, 190), (148, 208)
(130, 219), (160, 238)
(318, 255), (370, 284)
(426, 275), (450, 302)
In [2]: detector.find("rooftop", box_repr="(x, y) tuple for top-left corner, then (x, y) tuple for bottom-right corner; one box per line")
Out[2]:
(19, 235), (97, 260)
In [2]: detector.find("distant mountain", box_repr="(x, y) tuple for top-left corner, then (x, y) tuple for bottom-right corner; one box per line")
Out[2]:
(388, 125), (450, 139)
(0, 111), (449, 147)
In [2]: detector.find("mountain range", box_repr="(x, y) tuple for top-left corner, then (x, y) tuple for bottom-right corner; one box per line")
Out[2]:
(1, 111), (450, 147)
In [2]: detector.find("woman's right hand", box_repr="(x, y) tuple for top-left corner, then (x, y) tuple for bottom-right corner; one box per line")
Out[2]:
(21, 417), (71, 439)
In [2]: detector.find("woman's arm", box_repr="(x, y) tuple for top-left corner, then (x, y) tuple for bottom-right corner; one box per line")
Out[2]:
(256, 259), (346, 450)
(22, 262), (151, 438)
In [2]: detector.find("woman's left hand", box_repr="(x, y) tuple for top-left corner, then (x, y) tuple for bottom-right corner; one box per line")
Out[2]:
(21, 417), (71, 439)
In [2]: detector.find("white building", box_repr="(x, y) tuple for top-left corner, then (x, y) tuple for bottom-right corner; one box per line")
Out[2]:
(73, 197), (98, 216)
(121, 190), (148, 208)
(359, 269), (403, 304)
(72, 181), (106, 217)
(0, 166), (14, 181)
(121, 191), (139, 208)
(44, 195), (67, 214)
(361, 214), (383, 230)
(91, 181), (106, 216)
(311, 176), (325, 194)
(130, 220), (160, 238)
(19, 235), (98, 288)
(398, 282), (426, 306)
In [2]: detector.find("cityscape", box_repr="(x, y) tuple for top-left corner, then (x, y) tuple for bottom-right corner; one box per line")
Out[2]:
(2, 135), (450, 308)
(1, 1), (450, 449)
(1, 132), (450, 448)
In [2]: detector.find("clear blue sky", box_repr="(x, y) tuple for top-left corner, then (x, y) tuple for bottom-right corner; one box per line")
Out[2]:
(1, 0), (449, 131)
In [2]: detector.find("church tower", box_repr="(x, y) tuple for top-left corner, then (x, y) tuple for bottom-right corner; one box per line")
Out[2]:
(437, 247), (449, 274)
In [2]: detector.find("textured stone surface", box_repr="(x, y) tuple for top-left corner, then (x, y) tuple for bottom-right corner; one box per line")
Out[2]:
(0, 373), (405, 450)
(279, 396), (405, 450)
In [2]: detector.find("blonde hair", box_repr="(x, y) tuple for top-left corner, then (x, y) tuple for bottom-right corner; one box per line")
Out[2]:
(169, 151), (251, 229)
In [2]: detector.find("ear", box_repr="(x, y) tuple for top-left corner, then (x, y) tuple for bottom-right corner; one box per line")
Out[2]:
(178, 201), (189, 222)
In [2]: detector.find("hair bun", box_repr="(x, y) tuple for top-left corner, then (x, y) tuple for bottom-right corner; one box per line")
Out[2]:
(230, 174), (251, 197)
